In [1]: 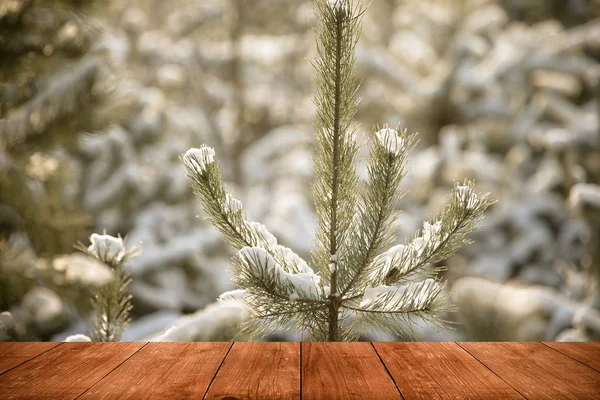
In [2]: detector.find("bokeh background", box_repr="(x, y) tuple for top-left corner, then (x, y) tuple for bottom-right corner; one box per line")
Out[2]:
(1, 0), (600, 342)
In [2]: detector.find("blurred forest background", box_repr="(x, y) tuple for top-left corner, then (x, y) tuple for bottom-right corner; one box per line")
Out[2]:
(1, 0), (600, 342)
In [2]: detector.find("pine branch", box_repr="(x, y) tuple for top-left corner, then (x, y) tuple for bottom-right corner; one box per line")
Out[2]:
(183, 147), (327, 277)
(311, 0), (365, 342)
(342, 279), (453, 338)
(75, 233), (139, 342)
(182, 0), (494, 342)
(338, 127), (417, 297)
(230, 247), (328, 303)
(377, 181), (494, 287)
(224, 289), (327, 339)
(1, 58), (103, 146)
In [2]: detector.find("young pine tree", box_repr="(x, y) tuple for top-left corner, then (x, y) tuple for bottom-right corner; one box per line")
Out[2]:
(182, 0), (493, 341)
(76, 234), (138, 342)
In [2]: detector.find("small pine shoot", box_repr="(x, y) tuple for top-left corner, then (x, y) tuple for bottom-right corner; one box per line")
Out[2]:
(182, 0), (494, 341)
(76, 234), (139, 342)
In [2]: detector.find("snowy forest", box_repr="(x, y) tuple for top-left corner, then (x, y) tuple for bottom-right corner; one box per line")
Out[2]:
(1, 0), (600, 343)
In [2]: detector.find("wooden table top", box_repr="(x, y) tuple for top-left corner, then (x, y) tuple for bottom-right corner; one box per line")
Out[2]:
(0, 342), (598, 399)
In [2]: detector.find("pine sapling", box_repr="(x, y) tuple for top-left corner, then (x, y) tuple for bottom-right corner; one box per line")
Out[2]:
(76, 233), (139, 342)
(183, 0), (494, 341)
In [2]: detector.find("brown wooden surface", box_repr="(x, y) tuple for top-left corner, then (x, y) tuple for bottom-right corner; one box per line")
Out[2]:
(459, 342), (600, 400)
(374, 342), (524, 399)
(302, 342), (401, 399)
(542, 342), (600, 373)
(205, 342), (300, 400)
(0, 342), (61, 375)
(1, 342), (599, 399)
(0, 342), (145, 400)
(80, 342), (231, 399)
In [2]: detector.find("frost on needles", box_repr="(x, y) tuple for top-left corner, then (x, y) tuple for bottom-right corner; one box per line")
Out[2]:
(183, 0), (493, 341)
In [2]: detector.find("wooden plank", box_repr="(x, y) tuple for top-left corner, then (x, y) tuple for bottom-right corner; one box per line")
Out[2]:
(459, 342), (600, 400)
(204, 342), (300, 400)
(374, 342), (524, 399)
(0, 342), (145, 400)
(542, 342), (600, 373)
(302, 342), (401, 400)
(0, 342), (61, 375)
(80, 342), (231, 399)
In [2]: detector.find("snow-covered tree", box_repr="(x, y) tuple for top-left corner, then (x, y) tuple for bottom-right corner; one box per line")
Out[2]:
(183, 0), (493, 341)
(76, 233), (139, 342)
(0, 0), (124, 321)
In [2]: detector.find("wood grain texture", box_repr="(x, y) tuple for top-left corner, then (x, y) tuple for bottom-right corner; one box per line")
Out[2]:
(0, 342), (145, 400)
(302, 342), (401, 400)
(80, 342), (231, 399)
(459, 342), (600, 400)
(374, 342), (524, 399)
(204, 342), (300, 400)
(0, 342), (61, 375)
(542, 342), (600, 373)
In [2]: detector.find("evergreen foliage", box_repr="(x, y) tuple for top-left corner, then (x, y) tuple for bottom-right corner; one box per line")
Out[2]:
(183, 0), (494, 341)
(0, 0), (119, 311)
(76, 234), (138, 342)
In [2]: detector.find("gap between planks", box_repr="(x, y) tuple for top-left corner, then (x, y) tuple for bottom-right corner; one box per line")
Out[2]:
(201, 342), (234, 400)
(459, 342), (600, 400)
(455, 342), (528, 399)
(370, 342), (405, 399)
(3, 342), (599, 400)
(74, 342), (149, 399)
(541, 341), (600, 374)
(0, 342), (63, 377)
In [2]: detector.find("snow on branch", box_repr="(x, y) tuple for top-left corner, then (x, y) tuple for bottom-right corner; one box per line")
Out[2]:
(365, 181), (494, 287)
(183, 0), (492, 341)
(357, 279), (443, 313)
(75, 233), (140, 342)
(183, 145), (315, 278)
(232, 247), (328, 301)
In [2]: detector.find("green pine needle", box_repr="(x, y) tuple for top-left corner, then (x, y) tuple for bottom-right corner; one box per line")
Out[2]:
(183, 0), (494, 342)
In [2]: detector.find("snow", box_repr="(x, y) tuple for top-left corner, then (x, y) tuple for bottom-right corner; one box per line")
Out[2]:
(218, 289), (247, 303)
(328, 263), (336, 273)
(285, 272), (322, 299)
(224, 193), (243, 214)
(53, 253), (113, 287)
(289, 292), (299, 301)
(456, 185), (478, 209)
(183, 146), (215, 173)
(246, 221), (278, 248)
(376, 127), (405, 156)
(569, 183), (600, 209)
(21, 287), (66, 329)
(128, 227), (221, 276)
(64, 334), (92, 342)
(380, 244), (411, 275)
(238, 246), (323, 300)
(361, 285), (403, 307)
(239, 246), (277, 273)
(88, 233), (126, 264)
(366, 242), (423, 283)
(0, 312), (15, 331)
(123, 311), (182, 341)
(360, 279), (439, 311)
(150, 302), (247, 342)
(412, 237), (426, 256)
(422, 221), (442, 242)
(330, 253), (338, 262)
(327, 0), (348, 13)
(273, 245), (312, 274)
